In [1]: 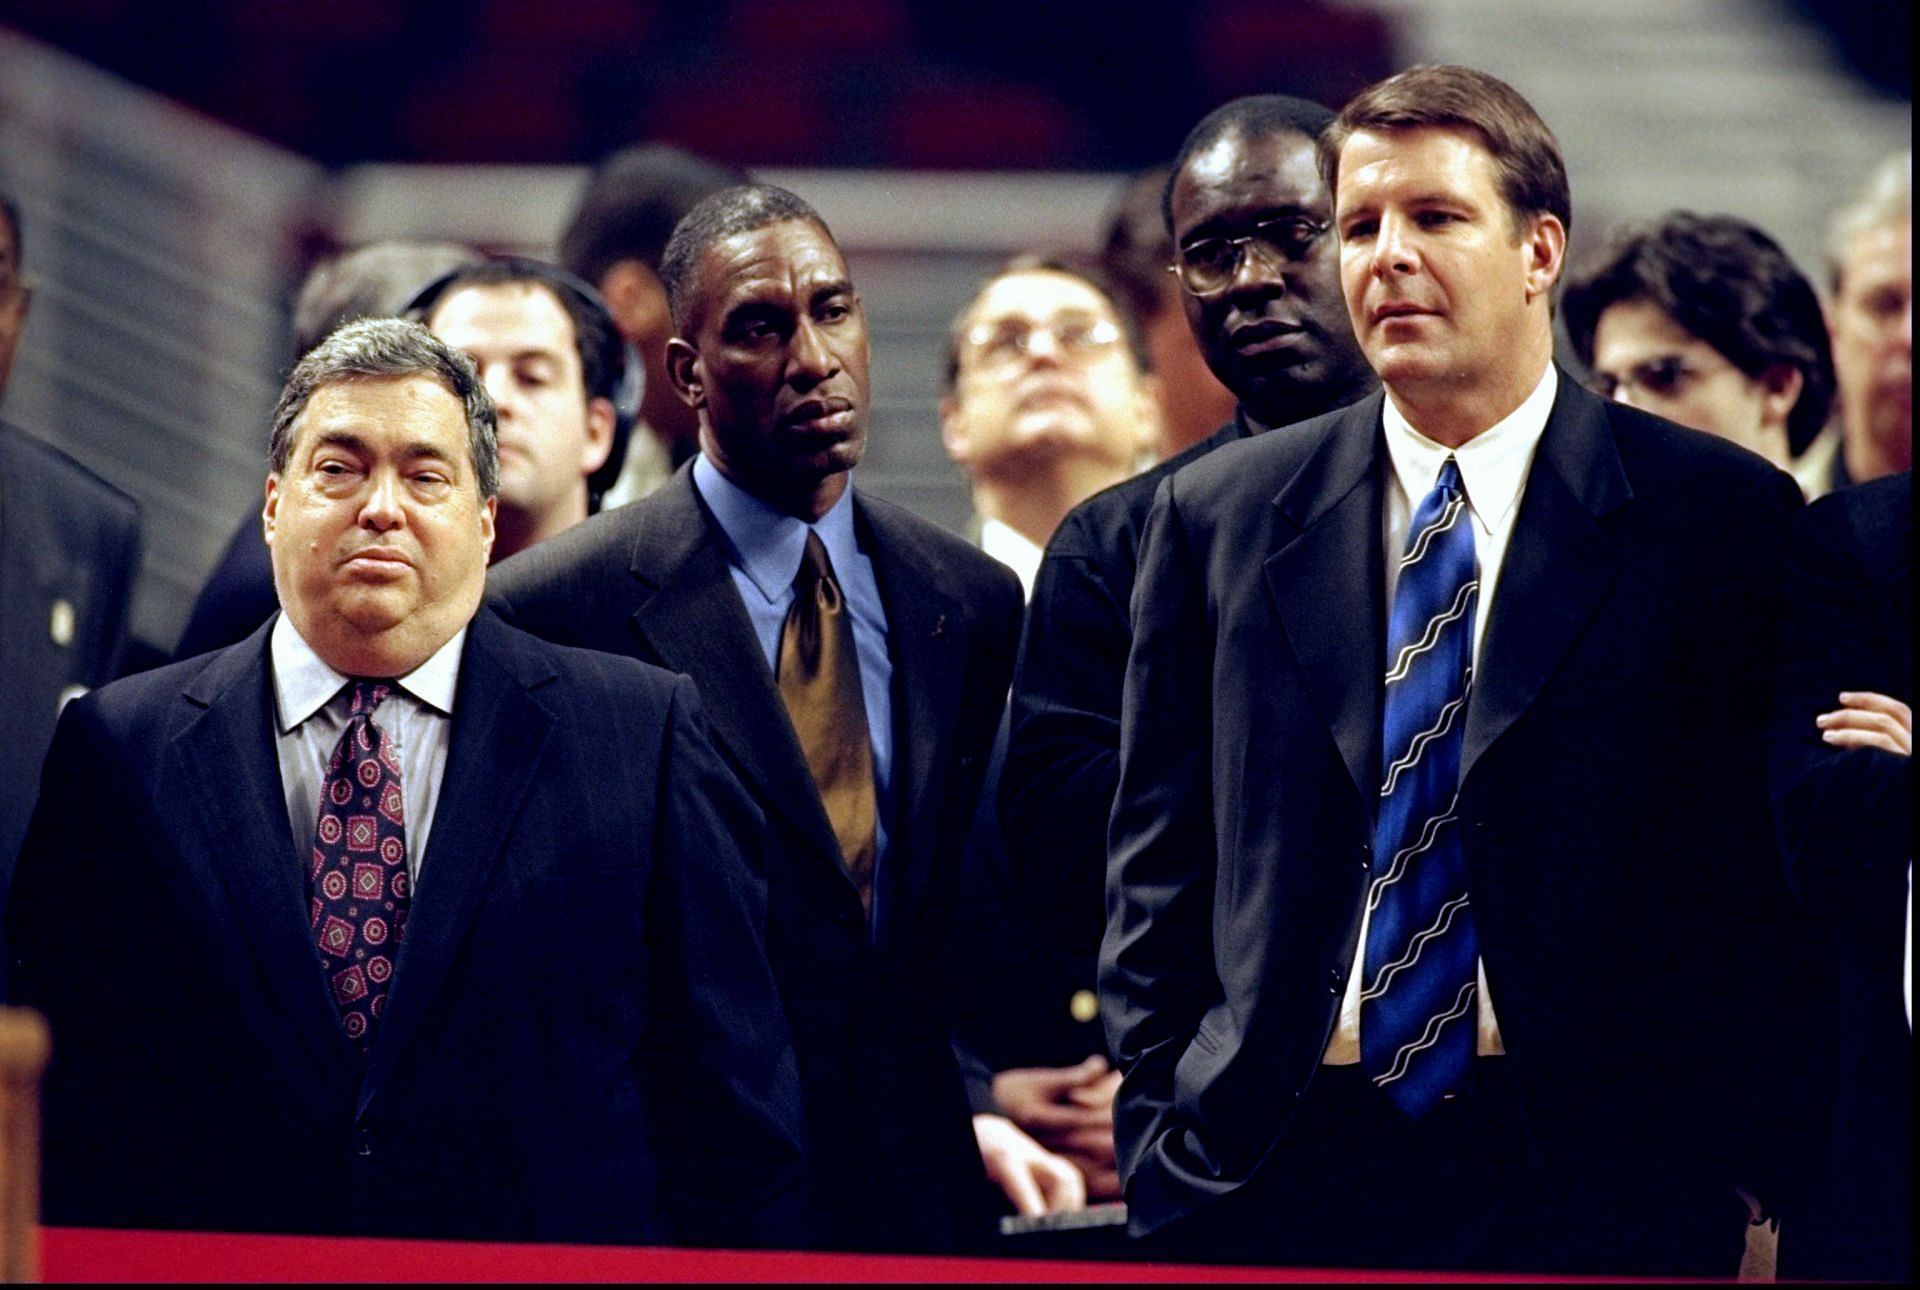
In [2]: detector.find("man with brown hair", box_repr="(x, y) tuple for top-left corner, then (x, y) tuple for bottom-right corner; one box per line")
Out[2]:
(1105, 66), (1811, 1274)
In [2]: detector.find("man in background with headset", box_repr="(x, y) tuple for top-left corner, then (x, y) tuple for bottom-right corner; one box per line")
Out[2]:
(415, 258), (639, 563)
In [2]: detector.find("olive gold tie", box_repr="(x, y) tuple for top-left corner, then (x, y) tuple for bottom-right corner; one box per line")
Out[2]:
(778, 531), (877, 915)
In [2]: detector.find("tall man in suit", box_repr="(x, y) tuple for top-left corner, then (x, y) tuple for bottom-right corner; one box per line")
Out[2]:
(490, 184), (1037, 1250)
(998, 95), (1374, 1136)
(0, 191), (141, 951)
(7, 318), (803, 1245)
(1105, 66), (1807, 1274)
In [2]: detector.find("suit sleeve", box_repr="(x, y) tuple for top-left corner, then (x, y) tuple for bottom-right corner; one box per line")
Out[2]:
(1100, 478), (1219, 1194)
(646, 673), (808, 1248)
(1001, 507), (1134, 960)
(1769, 492), (1910, 961)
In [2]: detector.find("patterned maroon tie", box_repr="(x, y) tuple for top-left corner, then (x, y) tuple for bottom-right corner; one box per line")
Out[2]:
(309, 679), (410, 1051)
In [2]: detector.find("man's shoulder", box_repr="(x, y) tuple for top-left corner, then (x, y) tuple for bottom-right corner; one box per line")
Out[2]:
(473, 609), (688, 711)
(1165, 399), (1364, 521)
(490, 491), (655, 598)
(1799, 471), (1911, 581)
(0, 421), (141, 535)
(1598, 394), (1800, 511)
(856, 488), (1022, 614)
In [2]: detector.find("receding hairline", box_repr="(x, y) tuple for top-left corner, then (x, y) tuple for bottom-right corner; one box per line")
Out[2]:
(673, 214), (843, 331)
(277, 370), (473, 467)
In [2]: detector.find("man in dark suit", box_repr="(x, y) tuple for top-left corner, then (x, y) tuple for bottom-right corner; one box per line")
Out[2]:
(7, 318), (802, 1246)
(998, 94), (1374, 1102)
(1105, 67), (1808, 1274)
(0, 191), (142, 939)
(489, 184), (1030, 1252)
(1769, 471), (1910, 1281)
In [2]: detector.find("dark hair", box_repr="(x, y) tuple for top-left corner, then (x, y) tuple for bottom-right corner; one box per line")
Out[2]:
(1099, 165), (1175, 329)
(558, 143), (750, 285)
(0, 192), (20, 269)
(659, 184), (834, 332)
(292, 240), (483, 357)
(269, 317), (499, 499)
(942, 254), (1151, 392)
(1164, 94), (1337, 234)
(1321, 65), (1571, 238)
(1561, 212), (1837, 457)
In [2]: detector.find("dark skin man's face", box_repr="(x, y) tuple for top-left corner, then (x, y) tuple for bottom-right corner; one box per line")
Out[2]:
(666, 219), (870, 520)
(1170, 127), (1371, 425)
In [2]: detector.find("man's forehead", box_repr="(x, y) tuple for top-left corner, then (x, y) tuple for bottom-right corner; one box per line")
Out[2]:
(705, 220), (850, 303)
(1176, 130), (1327, 228)
(297, 375), (465, 439)
(974, 270), (1113, 325)
(1842, 219), (1911, 280)
(433, 281), (577, 345)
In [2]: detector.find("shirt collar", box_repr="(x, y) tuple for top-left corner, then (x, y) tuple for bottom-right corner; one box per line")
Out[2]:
(978, 517), (1043, 600)
(692, 452), (862, 605)
(270, 612), (466, 733)
(1382, 363), (1556, 535)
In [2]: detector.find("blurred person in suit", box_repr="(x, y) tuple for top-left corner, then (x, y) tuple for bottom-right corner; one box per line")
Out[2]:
(0, 190), (142, 946)
(7, 317), (803, 1246)
(1099, 166), (1239, 460)
(1562, 212), (1835, 494)
(490, 184), (1047, 1251)
(1801, 152), (1910, 495)
(176, 239), (482, 659)
(558, 143), (748, 505)
(1001, 93), (1374, 1010)
(1769, 470), (1910, 1281)
(1105, 66), (1810, 1273)
(940, 255), (1159, 1211)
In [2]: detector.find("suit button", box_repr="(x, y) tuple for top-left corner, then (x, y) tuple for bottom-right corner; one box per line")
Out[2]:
(1068, 990), (1099, 1024)
(354, 1129), (373, 1158)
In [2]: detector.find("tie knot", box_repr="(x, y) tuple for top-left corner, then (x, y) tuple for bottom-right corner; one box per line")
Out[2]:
(1434, 456), (1465, 499)
(348, 680), (393, 715)
(794, 529), (836, 591)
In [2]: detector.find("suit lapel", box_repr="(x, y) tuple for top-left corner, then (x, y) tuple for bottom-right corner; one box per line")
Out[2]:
(624, 475), (852, 889)
(1265, 394), (1388, 807)
(1460, 377), (1631, 783)
(168, 624), (349, 1068)
(358, 612), (555, 1117)
(858, 496), (965, 949)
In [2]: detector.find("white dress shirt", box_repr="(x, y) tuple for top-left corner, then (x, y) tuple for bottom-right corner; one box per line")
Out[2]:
(271, 613), (464, 888)
(979, 516), (1044, 601)
(1324, 362), (1557, 1065)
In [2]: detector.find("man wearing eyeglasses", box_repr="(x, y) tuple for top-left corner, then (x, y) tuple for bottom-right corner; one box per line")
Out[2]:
(941, 256), (1158, 597)
(999, 96), (1374, 1048)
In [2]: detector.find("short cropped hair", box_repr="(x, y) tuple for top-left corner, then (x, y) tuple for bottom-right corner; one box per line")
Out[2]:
(558, 143), (749, 285)
(1164, 94), (1337, 234)
(292, 240), (482, 357)
(1321, 65), (1571, 238)
(1562, 213), (1836, 457)
(419, 259), (622, 406)
(659, 184), (834, 332)
(942, 254), (1150, 392)
(1825, 151), (1910, 292)
(269, 317), (499, 499)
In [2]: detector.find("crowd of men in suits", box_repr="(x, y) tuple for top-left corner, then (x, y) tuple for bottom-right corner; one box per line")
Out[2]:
(0, 65), (1910, 1278)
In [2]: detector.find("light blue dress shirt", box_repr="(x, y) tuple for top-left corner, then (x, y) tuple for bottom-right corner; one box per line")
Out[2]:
(692, 454), (894, 873)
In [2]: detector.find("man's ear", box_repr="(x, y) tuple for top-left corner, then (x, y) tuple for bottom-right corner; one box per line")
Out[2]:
(1523, 212), (1568, 302)
(262, 474), (281, 547)
(665, 338), (704, 409)
(479, 493), (497, 563)
(1758, 363), (1806, 434)
(581, 396), (616, 474)
(938, 393), (971, 466)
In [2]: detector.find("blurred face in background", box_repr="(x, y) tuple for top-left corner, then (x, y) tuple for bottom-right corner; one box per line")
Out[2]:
(429, 281), (613, 553)
(1828, 217), (1911, 478)
(942, 269), (1156, 489)
(1589, 299), (1799, 467)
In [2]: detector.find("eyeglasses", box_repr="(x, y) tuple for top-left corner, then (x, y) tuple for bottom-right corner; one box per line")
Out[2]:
(1169, 216), (1328, 297)
(965, 313), (1123, 368)
(1592, 355), (1707, 402)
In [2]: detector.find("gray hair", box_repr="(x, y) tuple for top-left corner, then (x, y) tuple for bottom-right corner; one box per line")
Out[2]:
(1826, 151), (1910, 292)
(269, 317), (499, 498)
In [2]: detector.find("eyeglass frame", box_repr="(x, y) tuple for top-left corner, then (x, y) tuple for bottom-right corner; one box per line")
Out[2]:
(1167, 215), (1331, 298)
(961, 312), (1126, 369)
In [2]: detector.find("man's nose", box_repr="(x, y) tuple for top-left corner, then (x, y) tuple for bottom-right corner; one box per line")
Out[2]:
(1372, 214), (1417, 278)
(359, 471), (405, 530)
(788, 317), (838, 386)
(482, 365), (518, 416)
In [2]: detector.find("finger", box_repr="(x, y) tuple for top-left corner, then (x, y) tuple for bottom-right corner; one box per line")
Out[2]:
(1838, 691), (1912, 723)
(1019, 1101), (1111, 1134)
(1818, 710), (1912, 754)
(1035, 1155), (1087, 1214)
(991, 1155), (1047, 1218)
(1066, 1072), (1124, 1108)
(1823, 728), (1909, 756)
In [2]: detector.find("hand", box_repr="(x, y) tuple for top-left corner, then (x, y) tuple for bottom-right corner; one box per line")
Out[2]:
(991, 1055), (1125, 1202)
(1816, 690), (1912, 757)
(973, 1113), (1086, 1216)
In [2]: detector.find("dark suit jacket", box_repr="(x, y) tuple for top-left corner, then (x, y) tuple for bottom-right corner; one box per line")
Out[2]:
(175, 507), (278, 660)
(489, 466), (1023, 1252)
(5, 609), (804, 1247)
(1768, 472), (1910, 1281)
(0, 422), (140, 918)
(1105, 376), (1812, 1263)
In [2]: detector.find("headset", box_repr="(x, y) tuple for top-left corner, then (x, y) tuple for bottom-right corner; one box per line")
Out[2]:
(407, 256), (643, 513)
